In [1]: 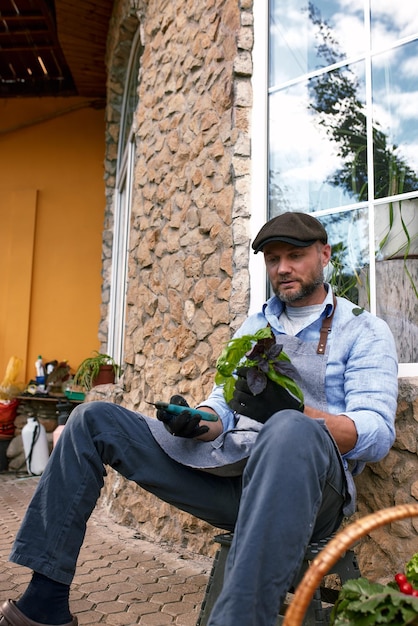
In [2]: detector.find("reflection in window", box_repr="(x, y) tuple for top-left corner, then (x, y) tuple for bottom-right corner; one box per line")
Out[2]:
(375, 200), (418, 261)
(120, 46), (141, 159)
(322, 209), (369, 305)
(371, 0), (418, 49)
(269, 62), (366, 214)
(268, 0), (418, 366)
(372, 41), (418, 199)
(269, 0), (364, 86)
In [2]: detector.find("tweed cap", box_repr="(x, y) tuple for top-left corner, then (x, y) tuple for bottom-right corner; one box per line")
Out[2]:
(252, 212), (328, 253)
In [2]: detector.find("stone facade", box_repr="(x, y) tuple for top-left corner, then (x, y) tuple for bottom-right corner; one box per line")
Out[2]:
(353, 377), (418, 582)
(98, 0), (418, 585)
(101, 0), (253, 413)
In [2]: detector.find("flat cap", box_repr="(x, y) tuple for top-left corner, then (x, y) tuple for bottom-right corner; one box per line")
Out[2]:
(252, 212), (328, 253)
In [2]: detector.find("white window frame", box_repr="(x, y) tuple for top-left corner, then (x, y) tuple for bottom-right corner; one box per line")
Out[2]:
(107, 28), (141, 368)
(249, 0), (269, 315)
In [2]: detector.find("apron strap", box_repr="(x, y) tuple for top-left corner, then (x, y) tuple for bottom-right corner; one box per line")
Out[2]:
(317, 294), (337, 355)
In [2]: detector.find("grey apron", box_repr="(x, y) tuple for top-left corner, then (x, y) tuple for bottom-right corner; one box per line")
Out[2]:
(147, 309), (335, 476)
(146, 328), (331, 477)
(147, 307), (356, 514)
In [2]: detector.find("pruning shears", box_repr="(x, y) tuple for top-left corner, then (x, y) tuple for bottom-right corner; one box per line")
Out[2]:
(146, 401), (218, 422)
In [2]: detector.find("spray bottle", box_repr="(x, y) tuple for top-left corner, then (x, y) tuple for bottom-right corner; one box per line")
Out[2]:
(21, 416), (49, 475)
(35, 355), (46, 392)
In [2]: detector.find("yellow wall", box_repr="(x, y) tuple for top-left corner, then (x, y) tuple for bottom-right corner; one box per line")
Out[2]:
(0, 98), (105, 385)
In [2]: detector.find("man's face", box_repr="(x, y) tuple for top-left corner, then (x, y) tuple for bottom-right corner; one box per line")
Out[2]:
(263, 241), (331, 306)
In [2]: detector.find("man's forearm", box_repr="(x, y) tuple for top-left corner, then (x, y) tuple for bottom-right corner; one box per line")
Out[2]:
(304, 405), (358, 454)
(195, 408), (224, 441)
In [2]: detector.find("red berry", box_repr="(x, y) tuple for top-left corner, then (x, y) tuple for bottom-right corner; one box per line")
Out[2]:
(411, 589), (418, 597)
(395, 573), (408, 586)
(399, 581), (414, 595)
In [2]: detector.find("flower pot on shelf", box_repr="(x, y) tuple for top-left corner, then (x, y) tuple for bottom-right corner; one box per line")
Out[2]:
(92, 365), (115, 387)
(71, 352), (122, 392)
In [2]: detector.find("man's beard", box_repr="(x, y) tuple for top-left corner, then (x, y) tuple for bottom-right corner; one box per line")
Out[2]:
(273, 267), (325, 304)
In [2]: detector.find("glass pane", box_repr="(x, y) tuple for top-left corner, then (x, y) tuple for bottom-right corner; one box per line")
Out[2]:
(270, 0), (365, 86)
(375, 199), (418, 260)
(120, 44), (141, 157)
(322, 208), (369, 306)
(372, 41), (418, 199)
(374, 202), (418, 363)
(371, 0), (418, 50)
(269, 62), (367, 213)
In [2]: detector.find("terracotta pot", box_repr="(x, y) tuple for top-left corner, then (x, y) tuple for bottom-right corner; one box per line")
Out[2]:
(92, 365), (115, 386)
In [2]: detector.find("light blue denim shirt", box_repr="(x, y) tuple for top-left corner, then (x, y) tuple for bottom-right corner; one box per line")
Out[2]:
(200, 286), (398, 476)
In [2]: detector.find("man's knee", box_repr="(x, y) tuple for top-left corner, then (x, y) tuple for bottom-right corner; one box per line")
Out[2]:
(262, 410), (321, 443)
(66, 400), (121, 435)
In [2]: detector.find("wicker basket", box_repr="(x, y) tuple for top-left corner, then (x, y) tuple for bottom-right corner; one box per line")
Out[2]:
(282, 503), (418, 626)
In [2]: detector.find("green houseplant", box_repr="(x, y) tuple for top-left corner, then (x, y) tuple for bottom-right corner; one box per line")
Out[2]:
(72, 352), (122, 391)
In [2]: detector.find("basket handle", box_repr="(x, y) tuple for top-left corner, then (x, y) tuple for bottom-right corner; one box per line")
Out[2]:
(283, 503), (418, 626)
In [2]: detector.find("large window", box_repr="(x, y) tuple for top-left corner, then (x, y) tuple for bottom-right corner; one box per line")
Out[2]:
(107, 28), (142, 367)
(258, 0), (418, 374)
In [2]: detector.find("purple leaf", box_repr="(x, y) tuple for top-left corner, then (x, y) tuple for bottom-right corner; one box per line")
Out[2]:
(257, 360), (270, 374)
(247, 337), (275, 359)
(247, 367), (267, 395)
(266, 343), (284, 359)
(272, 360), (300, 379)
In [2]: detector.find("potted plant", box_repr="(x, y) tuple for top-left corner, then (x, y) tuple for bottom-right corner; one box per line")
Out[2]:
(72, 352), (122, 391)
(215, 327), (304, 407)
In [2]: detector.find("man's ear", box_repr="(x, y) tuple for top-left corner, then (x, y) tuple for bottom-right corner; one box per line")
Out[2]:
(321, 243), (332, 267)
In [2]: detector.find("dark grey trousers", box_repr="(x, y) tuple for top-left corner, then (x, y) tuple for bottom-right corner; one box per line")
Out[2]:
(10, 401), (346, 626)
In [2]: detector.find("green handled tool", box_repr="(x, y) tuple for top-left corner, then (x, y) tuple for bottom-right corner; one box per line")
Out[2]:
(147, 401), (218, 422)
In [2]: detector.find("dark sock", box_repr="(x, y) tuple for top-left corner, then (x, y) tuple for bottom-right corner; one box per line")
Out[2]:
(16, 572), (72, 625)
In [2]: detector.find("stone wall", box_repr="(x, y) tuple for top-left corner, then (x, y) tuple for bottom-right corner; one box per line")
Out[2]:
(101, 0), (253, 409)
(352, 377), (418, 582)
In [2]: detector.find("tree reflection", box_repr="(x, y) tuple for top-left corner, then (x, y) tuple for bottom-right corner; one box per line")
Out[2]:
(306, 1), (418, 200)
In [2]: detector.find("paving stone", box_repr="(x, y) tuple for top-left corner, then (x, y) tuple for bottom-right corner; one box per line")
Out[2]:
(0, 473), (212, 624)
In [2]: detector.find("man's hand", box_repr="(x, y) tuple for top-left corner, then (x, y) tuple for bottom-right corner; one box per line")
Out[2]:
(228, 367), (304, 424)
(156, 395), (210, 438)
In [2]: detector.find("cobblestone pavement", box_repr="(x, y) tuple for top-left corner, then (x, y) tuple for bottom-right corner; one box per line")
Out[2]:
(0, 473), (212, 625)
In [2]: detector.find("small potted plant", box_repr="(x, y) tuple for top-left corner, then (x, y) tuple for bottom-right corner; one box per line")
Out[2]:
(72, 352), (122, 391)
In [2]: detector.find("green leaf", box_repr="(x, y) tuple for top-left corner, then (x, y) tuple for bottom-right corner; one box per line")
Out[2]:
(406, 553), (418, 587)
(215, 327), (273, 378)
(215, 327), (304, 407)
(331, 578), (418, 626)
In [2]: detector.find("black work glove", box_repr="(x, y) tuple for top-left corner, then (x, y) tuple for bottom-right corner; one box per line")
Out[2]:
(156, 395), (210, 438)
(228, 367), (304, 424)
